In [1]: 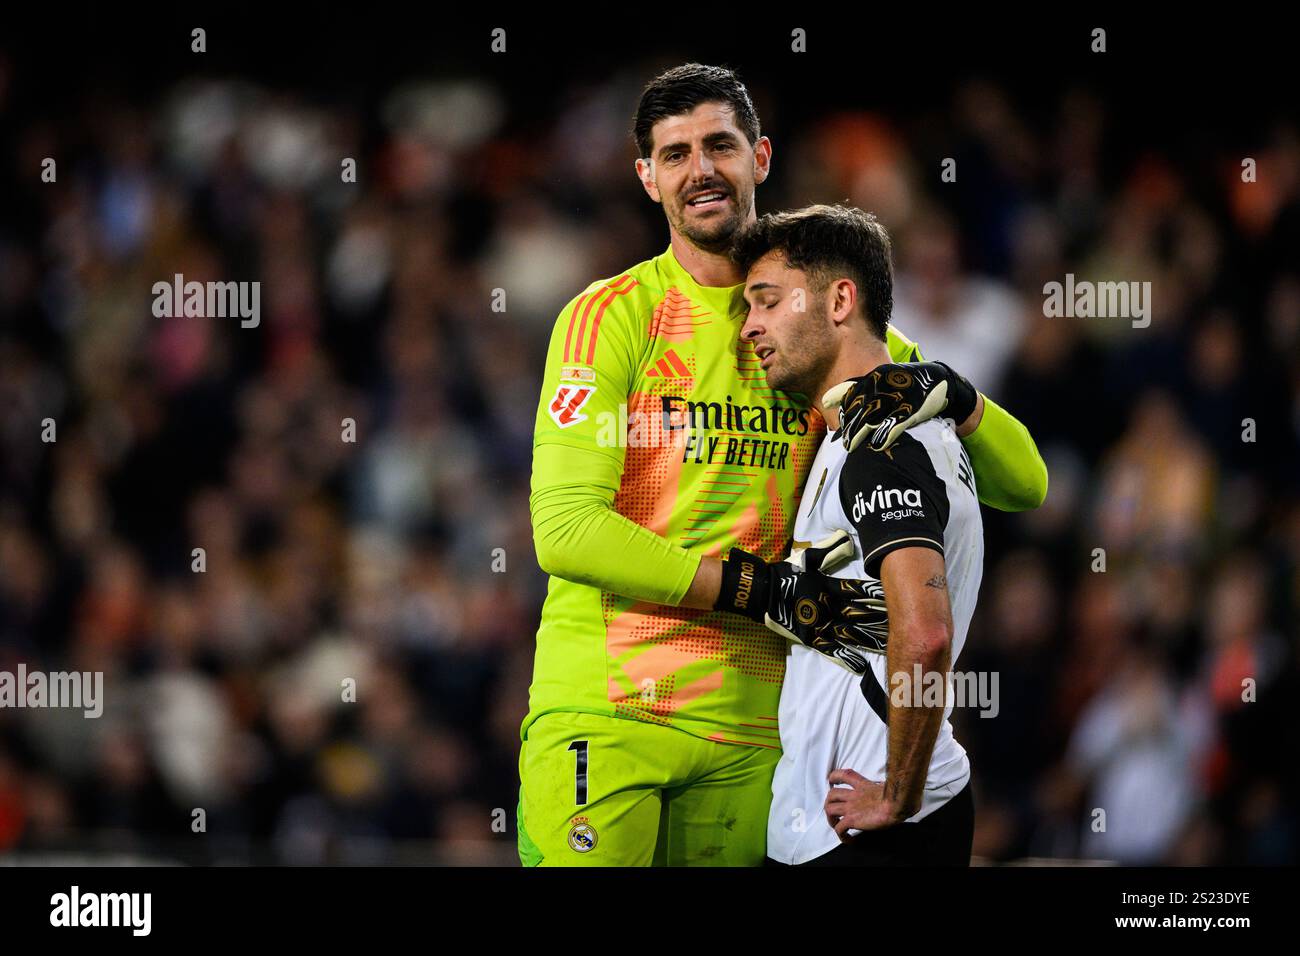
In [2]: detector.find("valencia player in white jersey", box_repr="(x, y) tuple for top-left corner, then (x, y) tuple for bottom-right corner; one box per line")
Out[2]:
(733, 204), (991, 865)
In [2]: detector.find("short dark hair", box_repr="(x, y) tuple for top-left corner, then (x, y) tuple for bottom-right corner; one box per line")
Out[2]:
(633, 63), (760, 160)
(731, 204), (894, 340)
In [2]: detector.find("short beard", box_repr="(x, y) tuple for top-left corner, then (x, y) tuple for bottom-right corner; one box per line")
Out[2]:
(765, 299), (836, 398)
(671, 188), (751, 254)
(678, 211), (742, 253)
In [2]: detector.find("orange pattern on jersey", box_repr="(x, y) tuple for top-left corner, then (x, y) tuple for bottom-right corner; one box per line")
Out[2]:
(707, 733), (781, 749)
(605, 602), (706, 661)
(732, 474), (775, 560)
(607, 663), (725, 724)
(605, 603), (725, 724)
(789, 410), (828, 512)
(650, 287), (712, 342)
(608, 670), (729, 726)
(734, 339), (776, 402)
(614, 389), (683, 535)
(603, 598), (786, 690)
(564, 275), (636, 363)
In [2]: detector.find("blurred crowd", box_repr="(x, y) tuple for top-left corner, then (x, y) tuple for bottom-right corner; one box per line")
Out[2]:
(0, 55), (1297, 864)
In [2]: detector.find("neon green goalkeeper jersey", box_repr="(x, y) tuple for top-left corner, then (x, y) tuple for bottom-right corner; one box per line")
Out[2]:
(524, 245), (935, 749)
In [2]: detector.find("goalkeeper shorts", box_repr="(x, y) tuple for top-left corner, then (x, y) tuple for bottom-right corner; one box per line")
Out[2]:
(517, 711), (780, 866)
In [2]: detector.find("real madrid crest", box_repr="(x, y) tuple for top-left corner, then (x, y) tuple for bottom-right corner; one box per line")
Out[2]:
(567, 816), (598, 853)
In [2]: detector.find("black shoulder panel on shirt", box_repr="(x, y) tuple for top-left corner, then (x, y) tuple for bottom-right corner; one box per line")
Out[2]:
(838, 431), (949, 578)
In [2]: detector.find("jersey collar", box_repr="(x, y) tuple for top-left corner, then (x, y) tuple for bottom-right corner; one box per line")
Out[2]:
(661, 245), (747, 320)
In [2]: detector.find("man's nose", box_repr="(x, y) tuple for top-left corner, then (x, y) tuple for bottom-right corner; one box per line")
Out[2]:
(690, 149), (715, 180)
(740, 314), (763, 340)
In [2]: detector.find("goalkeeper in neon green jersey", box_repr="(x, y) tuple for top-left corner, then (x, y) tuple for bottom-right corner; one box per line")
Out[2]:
(518, 63), (1048, 867)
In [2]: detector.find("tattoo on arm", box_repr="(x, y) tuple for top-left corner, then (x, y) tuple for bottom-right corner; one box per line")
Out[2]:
(924, 573), (947, 589)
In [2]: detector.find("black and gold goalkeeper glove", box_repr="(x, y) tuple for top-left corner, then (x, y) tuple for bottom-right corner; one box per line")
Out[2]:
(822, 361), (978, 454)
(713, 532), (889, 674)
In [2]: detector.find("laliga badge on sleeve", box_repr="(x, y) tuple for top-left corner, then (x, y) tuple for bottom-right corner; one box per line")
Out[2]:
(548, 384), (596, 428)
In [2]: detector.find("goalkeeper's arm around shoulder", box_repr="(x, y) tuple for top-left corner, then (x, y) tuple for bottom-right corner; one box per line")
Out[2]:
(823, 360), (1047, 512)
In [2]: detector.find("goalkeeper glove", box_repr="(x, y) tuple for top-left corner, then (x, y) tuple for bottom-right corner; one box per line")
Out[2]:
(713, 531), (889, 674)
(822, 361), (978, 454)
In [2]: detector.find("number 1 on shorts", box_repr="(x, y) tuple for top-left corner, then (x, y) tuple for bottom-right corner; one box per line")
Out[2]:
(568, 739), (589, 805)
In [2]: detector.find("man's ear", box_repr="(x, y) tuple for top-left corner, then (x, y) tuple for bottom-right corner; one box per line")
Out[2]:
(752, 136), (773, 186)
(635, 157), (661, 203)
(829, 278), (858, 328)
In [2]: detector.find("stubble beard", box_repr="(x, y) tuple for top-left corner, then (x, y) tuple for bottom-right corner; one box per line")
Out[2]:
(765, 299), (836, 399)
(672, 183), (753, 255)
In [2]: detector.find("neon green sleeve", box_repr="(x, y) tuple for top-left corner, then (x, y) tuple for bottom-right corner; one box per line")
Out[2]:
(963, 395), (1049, 512)
(530, 441), (701, 606)
(888, 324), (1047, 513)
(528, 277), (700, 607)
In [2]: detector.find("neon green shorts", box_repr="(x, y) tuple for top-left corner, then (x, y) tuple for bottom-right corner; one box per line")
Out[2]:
(517, 712), (779, 866)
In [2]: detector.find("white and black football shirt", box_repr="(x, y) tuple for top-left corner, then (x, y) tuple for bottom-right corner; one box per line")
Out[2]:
(767, 417), (984, 865)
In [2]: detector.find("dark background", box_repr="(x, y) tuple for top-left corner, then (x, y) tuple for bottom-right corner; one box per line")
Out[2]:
(0, 11), (1296, 864)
